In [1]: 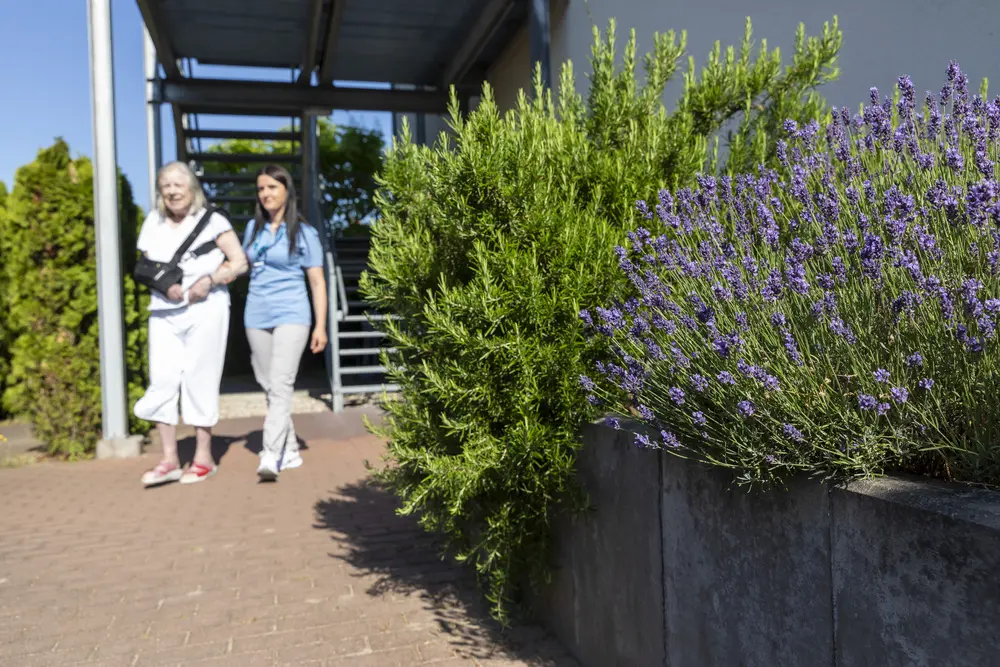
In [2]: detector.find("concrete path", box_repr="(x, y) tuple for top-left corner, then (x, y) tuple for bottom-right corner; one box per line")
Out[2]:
(0, 408), (574, 667)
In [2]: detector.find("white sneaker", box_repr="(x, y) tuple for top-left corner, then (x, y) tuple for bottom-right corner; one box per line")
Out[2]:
(280, 450), (303, 471)
(257, 453), (279, 482)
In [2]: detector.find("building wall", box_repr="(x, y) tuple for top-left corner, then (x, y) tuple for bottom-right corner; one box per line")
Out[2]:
(487, 0), (1000, 116)
(391, 111), (452, 148)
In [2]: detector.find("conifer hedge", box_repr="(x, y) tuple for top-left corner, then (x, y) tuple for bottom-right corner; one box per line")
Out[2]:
(0, 140), (149, 457)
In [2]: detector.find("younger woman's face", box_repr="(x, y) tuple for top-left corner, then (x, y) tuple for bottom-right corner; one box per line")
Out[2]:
(257, 174), (288, 219)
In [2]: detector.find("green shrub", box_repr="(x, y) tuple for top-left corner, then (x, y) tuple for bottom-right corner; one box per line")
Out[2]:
(0, 140), (149, 457)
(0, 180), (9, 417)
(362, 18), (841, 620)
(587, 62), (1000, 487)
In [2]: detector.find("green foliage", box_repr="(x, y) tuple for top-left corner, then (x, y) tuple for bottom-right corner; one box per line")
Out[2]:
(362, 18), (841, 620)
(0, 140), (148, 457)
(590, 62), (1000, 488)
(0, 180), (8, 416)
(202, 119), (385, 229)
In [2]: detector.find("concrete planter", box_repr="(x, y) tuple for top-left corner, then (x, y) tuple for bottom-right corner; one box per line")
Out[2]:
(535, 422), (1000, 667)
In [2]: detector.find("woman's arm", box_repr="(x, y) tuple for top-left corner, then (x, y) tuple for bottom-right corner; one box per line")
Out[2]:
(188, 230), (248, 302)
(306, 266), (328, 353)
(210, 230), (249, 285)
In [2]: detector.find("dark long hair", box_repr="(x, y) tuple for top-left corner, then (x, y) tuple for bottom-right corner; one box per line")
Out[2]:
(250, 164), (302, 257)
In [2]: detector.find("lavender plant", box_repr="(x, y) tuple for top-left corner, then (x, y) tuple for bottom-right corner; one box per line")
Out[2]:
(584, 63), (1000, 486)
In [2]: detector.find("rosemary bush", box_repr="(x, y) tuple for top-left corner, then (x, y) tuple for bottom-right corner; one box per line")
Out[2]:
(364, 18), (841, 620)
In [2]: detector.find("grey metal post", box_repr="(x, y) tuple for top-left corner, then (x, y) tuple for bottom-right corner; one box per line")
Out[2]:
(303, 114), (343, 412)
(143, 26), (162, 208)
(529, 0), (551, 90)
(88, 0), (135, 454)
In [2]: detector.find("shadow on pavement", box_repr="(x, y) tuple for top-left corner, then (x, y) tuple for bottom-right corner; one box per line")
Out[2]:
(313, 479), (575, 666)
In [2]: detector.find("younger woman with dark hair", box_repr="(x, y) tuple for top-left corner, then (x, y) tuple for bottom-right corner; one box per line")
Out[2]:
(243, 164), (328, 481)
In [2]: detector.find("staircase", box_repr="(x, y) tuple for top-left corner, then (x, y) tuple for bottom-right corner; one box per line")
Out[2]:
(179, 110), (399, 412)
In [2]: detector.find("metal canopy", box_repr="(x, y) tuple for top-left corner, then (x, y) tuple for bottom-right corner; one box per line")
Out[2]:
(139, 0), (529, 91)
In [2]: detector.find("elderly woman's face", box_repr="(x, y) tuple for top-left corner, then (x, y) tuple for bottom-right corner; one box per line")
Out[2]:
(159, 168), (194, 218)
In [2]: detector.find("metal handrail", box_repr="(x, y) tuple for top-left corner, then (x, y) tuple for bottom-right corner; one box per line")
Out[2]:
(336, 264), (349, 321)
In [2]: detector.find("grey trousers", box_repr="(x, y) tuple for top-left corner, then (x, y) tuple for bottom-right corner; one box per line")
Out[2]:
(246, 324), (310, 458)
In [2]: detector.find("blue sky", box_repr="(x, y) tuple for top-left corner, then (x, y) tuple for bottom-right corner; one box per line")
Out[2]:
(0, 0), (391, 211)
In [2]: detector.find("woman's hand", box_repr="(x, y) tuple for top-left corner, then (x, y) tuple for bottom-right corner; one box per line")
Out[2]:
(310, 326), (328, 354)
(166, 284), (184, 302)
(187, 276), (213, 303)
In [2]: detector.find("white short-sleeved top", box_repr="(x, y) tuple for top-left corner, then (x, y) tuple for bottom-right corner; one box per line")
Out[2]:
(136, 207), (233, 311)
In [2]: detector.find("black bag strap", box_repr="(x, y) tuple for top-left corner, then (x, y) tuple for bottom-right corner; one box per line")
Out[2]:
(189, 240), (219, 258)
(168, 206), (216, 265)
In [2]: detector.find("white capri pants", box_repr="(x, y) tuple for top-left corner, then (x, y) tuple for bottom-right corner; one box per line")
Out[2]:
(133, 297), (230, 427)
(246, 325), (310, 458)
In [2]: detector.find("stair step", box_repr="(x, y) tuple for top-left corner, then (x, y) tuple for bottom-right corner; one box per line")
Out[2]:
(340, 383), (400, 395)
(337, 330), (386, 339)
(200, 173), (301, 184)
(192, 152), (301, 164)
(187, 129), (301, 141)
(339, 365), (387, 375)
(212, 196), (258, 204)
(342, 314), (398, 323)
(339, 347), (395, 357)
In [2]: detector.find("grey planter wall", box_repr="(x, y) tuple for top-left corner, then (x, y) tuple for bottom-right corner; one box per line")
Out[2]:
(535, 422), (1000, 667)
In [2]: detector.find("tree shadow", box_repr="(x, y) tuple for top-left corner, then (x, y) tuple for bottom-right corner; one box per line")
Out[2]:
(313, 480), (575, 666)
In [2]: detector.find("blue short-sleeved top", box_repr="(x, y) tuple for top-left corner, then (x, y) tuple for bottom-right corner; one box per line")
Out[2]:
(243, 219), (324, 330)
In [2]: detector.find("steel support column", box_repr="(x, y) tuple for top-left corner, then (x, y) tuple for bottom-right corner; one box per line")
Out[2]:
(87, 0), (129, 442)
(303, 114), (343, 412)
(529, 0), (551, 90)
(143, 26), (162, 207)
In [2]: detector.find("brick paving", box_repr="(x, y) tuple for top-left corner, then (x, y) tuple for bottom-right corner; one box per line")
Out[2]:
(0, 408), (575, 667)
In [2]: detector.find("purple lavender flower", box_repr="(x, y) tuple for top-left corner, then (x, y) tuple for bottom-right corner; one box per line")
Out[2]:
(770, 312), (787, 327)
(737, 400), (755, 418)
(920, 378), (934, 390)
(783, 424), (805, 442)
(579, 309), (593, 327)
(691, 374), (709, 392)
(692, 411), (707, 426)
(587, 395), (601, 406)
(890, 387), (909, 404)
(579, 375), (596, 392)
(765, 455), (778, 464)
(906, 352), (924, 368)
(874, 368), (891, 383)
(829, 317), (858, 344)
(634, 433), (654, 448)
(876, 402), (891, 416)
(635, 199), (653, 220)
(717, 371), (736, 386)
(763, 375), (781, 392)
(605, 417), (621, 430)
(661, 431), (681, 448)
(638, 404), (655, 421)
(669, 387), (686, 406)
(858, 394), (877, 411)
(595, 306), (625, 335)
(782, 330), (804, 365)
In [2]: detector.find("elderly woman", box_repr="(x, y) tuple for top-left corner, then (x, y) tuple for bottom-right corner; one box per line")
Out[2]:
(134, 161), (248, 487)
(243, 164), (327, 481)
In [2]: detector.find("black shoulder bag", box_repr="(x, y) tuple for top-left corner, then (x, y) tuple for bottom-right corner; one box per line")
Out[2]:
(134, 207), (219, 295)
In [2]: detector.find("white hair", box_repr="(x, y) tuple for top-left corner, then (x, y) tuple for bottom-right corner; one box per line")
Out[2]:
(155, 161), (207, 218)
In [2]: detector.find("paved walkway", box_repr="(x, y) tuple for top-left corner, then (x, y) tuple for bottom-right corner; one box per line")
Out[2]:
(0, 408), (575, 667)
